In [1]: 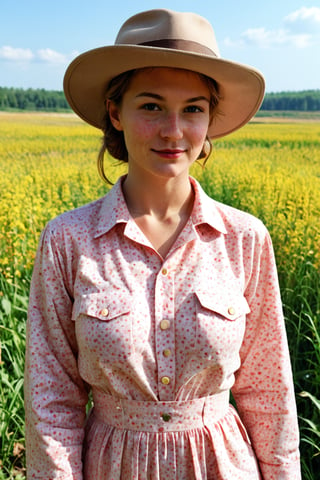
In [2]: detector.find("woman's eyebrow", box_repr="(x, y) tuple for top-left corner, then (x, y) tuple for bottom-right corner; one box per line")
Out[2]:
(186, 96), (209, 103)
(135, 92), (163, 100)
(135, 93), (209, 103)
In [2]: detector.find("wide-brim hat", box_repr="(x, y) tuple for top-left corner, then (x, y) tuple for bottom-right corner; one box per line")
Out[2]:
(63, 9), (265, 139)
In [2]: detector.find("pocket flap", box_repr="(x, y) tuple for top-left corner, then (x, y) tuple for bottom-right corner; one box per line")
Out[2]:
(195, 290), (250, 320)
(72, 290), (131, 321)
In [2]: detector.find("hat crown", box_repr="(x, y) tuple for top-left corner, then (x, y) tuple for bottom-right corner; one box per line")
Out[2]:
(115, 9), (220, 57)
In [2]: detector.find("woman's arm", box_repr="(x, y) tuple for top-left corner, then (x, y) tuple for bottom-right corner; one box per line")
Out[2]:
(24, 223), (88, 479)
(232, 227), (301, 479)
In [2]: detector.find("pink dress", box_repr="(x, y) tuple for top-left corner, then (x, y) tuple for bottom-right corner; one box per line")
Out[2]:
(24, 177), (301, 479)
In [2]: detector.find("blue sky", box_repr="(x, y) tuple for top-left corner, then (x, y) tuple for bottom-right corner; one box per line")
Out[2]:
(1, 0), (320, 92)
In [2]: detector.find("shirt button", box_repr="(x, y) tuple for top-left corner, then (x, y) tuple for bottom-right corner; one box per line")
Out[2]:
(228, 306), (235, 316)
(100, 308), (109, 317)
(161, 268), (168, 276)
(161, 413), (171, 422)
(161, 376), (171, 385)
(160, 319), (170, 330)
(163, 349), (171, 357)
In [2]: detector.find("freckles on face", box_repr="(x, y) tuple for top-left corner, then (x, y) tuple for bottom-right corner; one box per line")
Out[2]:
(132, 117), (156, 137)
(112, 67), (211, 177)
(120, 113), (157, 156)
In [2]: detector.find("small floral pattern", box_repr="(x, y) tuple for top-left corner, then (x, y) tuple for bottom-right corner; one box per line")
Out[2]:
(24, 177), (300, 479)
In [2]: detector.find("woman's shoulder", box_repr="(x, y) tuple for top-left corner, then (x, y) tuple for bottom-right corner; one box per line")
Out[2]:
(43, 194), (107, 238)
(194, 178), (268, 240)
(210, 196), (269, 240)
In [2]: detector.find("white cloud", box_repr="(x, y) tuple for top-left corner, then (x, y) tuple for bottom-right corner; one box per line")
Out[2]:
(241, 27), (286, 46)
(224, 6), (320, 50)
(36, 49), (79, 64)
(37, 48), (68, 64)
(0, 45), (34, 61)
(0, 46), (79, 64)
(285, 6), (320, 32)
(240, 27), (312, 48)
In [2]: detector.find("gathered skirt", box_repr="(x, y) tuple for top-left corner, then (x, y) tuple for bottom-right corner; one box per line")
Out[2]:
(82, 392), (261, 480)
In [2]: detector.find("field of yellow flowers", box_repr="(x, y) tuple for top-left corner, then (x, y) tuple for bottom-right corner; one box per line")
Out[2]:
(0, 112), (319, 479)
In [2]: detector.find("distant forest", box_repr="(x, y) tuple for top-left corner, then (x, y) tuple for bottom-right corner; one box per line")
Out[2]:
(0, 86), (320, 112)
(0, 87), (69, 111)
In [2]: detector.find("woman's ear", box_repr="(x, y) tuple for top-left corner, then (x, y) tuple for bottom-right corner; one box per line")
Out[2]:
(106, 100), (123, 131)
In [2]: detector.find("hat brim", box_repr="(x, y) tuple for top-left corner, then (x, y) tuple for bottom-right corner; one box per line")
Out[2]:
(63, 45), (265, 139)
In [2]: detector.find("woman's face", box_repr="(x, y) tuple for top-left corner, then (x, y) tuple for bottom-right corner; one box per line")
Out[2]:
(108, 67), (211, 182)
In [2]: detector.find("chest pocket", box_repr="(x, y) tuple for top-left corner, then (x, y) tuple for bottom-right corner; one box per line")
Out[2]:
(72, 290), (134, 362)
(72, 291), (131, 322)
(194, 289), (250, 360)
(195, 290), (250, 321)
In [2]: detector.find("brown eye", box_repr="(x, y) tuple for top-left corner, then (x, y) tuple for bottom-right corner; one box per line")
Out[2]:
(185, 105), (203, 113)
(141, 103), (160, 111)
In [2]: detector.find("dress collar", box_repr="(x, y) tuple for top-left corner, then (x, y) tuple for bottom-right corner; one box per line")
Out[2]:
(94, 175), (227, 238)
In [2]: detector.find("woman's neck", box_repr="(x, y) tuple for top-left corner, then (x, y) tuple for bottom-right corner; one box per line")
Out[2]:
(121, 172), (195, 257)
(122, 172), (193, 221)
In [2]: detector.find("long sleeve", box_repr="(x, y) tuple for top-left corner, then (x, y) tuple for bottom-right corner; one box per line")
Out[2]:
(24, 223), (88, 479)
(232, 227), (301, 479)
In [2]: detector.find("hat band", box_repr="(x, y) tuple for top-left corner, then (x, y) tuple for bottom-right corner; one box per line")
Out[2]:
(139, 39), (217, 57)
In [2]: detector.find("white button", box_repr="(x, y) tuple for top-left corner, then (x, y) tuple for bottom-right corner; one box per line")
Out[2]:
(100, 308), (109, 317)
(161, 376), (171, 385)
(228, 307), (235, 316)
(160, 319), (170, 330)
(163, 349), (171, 357)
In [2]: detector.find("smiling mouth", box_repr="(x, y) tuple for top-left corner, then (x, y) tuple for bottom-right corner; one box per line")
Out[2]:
(152, 148), (186, 157)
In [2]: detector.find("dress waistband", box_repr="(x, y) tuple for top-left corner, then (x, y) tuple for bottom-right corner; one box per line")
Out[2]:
(91, 391), (230, 433)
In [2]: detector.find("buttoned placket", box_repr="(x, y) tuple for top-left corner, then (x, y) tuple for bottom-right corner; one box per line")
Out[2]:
(154, 260), (176, 401)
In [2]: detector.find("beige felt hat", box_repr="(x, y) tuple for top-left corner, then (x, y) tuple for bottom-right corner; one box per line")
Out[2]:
(63, 9), (265, 139)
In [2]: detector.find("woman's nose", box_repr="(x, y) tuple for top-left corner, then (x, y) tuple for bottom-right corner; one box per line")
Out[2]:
(160, 112), (183, 140)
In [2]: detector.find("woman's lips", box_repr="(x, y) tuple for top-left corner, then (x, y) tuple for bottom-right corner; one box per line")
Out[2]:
(152, 148), (186, 158)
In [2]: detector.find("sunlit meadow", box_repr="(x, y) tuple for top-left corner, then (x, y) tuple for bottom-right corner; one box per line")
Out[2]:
(0, 113), (319, 478)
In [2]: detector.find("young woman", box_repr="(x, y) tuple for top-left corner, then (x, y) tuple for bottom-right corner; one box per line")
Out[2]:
(24, 9), (301, 479)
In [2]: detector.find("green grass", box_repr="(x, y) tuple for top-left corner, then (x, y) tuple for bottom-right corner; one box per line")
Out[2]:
(0, 277), (28, 479)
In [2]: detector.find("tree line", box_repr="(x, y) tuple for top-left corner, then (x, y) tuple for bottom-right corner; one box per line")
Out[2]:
(0, 86), (320, 112)
(0, 87), (69, 111)
(261, 90), (320, 111)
